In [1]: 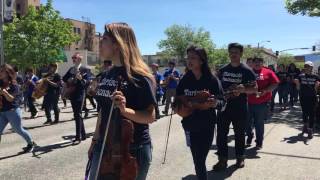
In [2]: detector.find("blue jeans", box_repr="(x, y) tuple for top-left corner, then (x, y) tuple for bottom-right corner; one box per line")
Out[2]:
(246, 103), (268, 145)
(89, 141), (152, 180)
(0, 108), (33, 144)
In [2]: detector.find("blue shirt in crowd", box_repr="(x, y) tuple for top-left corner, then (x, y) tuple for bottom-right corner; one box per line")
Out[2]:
(163, 68), (180, 89)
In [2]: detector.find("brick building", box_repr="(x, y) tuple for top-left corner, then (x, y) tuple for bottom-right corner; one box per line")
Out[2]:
(15, 0), (40, 18)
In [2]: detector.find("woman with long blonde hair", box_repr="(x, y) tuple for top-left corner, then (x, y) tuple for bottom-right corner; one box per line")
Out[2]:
(87, 23), (156, 180)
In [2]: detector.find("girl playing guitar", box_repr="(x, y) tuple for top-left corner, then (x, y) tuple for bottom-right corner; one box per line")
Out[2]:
(175, 45), (225, 180)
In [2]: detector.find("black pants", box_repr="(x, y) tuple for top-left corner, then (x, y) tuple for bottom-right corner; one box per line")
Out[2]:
(71, 99), (86, 139)
(217, 106), (246, 159)
(190, 127), (214, 180)
(27, 96), (37, 116)
(43, 95), (60, 122)
(83, 95), (96, 111)
(300, 96), (316, 128)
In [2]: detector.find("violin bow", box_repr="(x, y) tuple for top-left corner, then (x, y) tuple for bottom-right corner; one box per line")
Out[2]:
(162, 100), (174, 164)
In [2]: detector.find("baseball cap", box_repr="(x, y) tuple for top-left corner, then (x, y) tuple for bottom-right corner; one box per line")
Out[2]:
(305, 61), (314, 67)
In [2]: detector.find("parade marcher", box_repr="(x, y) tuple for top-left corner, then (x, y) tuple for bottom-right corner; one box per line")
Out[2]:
(87, 22), (156, 180)
(294, 61), (319, 139)
(246, 58), (279, 149)
(316, 66), (320, 129)
(214, 43), (257, 171)
(276, 64), (289, 110)
(43, 63), (62, 124)
(151, 63), (163, 119)
(246, 57), (254, 69)
(25, 67), (39, 118)
(0, 64), (36, 153)
(287, 63), (300, 107)
(175, 45), (225, 180)
(162, 61), (180, 115)
(63, 53), (89, 143)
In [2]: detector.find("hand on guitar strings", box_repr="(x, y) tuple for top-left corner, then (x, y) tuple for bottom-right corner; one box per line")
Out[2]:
(75, 73), (83, 80)
(113, 91), (127, 113)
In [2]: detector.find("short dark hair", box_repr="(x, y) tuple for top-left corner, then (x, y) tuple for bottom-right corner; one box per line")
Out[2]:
(253, 57), (264, 62)
(13, 65), (19, 72)
(228, 43), (244, 53)
(168, 61), (176, 66)
(48, 63), (58, 69)
(103, 60), (112, 66)
(25, 67), (34, 73)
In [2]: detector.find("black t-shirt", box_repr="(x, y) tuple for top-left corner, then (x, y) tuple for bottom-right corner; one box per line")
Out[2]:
(276, 72), (289, 85)
(218, 63), (256, 108)
(95, 66), (157, 146)
(46, 73), (61, 96)
(288, 69), (300, 80)
(1, 84), (22, 112)
(297, 73), (319, 97)
(176, 71), (225, 132)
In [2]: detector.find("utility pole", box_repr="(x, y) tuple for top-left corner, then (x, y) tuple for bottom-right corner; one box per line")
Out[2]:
(0, 0), (4, 65)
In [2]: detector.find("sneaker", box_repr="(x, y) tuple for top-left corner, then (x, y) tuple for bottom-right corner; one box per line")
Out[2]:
(23, 142), (36, 153)
(255, 144), (263, 150)
(84, 111), (89, 119)
(213, 159), (228, 171)
(307, 129), (313, 139)
(162, 111), (168, 116)
(236, 158), (245, 168)
(43, 120), (52, 125)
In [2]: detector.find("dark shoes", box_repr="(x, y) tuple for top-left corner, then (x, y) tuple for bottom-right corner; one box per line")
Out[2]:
(162, 111), (168, 116)
(236, 158), (245, 168)
(23, 142), (37, 153)
(213, 159), (228, 171)
(44, 120), (52, 125)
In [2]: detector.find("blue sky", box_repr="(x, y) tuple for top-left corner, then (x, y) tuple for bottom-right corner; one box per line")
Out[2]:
(41, 0), (319, 55)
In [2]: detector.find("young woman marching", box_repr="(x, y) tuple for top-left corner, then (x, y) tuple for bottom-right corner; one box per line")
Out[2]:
(175, 45), (225, 180)
(0, 64), (36, 152)
(295, 61), (319, 139)
(87, 23), (156, 180)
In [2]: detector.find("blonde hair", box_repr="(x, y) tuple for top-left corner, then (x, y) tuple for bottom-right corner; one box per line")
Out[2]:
(104, 23), (155, 86)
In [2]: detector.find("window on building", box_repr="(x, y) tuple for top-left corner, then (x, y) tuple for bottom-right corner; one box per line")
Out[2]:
(73, 27), (77, 33)
(77, 28), (81, 34)
(16, 13), (21, 18)
(16, 4), (21, 11)
(36, 6), (40, 10)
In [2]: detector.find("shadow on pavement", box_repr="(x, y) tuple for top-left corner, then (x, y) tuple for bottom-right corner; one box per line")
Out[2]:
(282, 133), (309, 145)
(0, 151), (25, 161)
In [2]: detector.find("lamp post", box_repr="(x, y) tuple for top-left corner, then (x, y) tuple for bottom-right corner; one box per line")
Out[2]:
(257, 40), (271, 49)
(0, 0), (4, 65)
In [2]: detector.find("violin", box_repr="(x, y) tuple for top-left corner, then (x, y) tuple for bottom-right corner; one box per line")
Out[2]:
(94, 76), (138, 180)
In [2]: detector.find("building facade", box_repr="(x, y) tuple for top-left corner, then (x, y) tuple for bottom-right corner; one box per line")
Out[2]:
(15, 0), (40, 18)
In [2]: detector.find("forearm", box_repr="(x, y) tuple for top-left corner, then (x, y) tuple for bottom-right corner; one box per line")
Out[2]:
(263, 83), (278, 92)
(245, 85), (258, 94)
(121, 106), (155, 124)
(3, 93), (14, 102)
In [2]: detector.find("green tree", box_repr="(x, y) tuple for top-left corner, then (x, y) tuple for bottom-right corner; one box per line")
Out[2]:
(285, 0), (320, 17)
(212, 48), (229, 66)
(158, 24), (216, 65)
(277, 54), (296, 66)
(4, 0), (79, 69)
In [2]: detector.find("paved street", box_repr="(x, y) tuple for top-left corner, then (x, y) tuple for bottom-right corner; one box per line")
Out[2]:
(1, 99), (320, 180)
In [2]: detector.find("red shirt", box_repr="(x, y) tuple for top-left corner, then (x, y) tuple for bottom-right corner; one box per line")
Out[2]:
(248, 67), (280, 104)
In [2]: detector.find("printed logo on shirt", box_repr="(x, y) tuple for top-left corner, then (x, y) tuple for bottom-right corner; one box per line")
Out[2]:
(95, 77), (128, 98)
(300, 77), (317, 85)
(184, 89), (205, 97)
(222, 72), (243, 83)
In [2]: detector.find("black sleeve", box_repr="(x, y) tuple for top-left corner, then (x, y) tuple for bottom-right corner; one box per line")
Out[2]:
(210, 77), (226, 111)
(62, 69), (71, 83)
(244, 68), (256, 83)
(176, 76), (186, 96)
(10, 85), (22, 105)
(138, 77), (157, 109)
